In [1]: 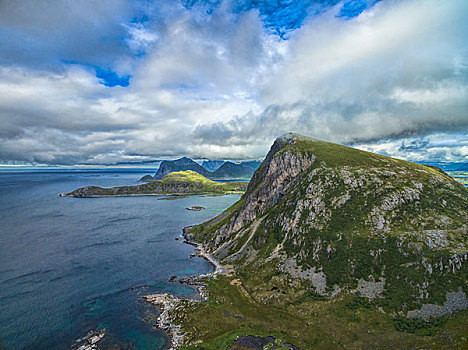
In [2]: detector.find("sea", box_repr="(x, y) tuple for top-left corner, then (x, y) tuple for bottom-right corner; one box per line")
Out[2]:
(0, 168), (241, 350)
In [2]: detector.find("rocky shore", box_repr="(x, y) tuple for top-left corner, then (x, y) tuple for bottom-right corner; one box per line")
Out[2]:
(143, 293), (192, 350)
(142, 225), (226, 349)
(72, 329), (106, 350)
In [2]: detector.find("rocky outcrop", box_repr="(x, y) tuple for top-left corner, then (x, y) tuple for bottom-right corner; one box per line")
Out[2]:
(407, 288), (468, 320)
(143, 294), (191, 350)
(72, 329), (106, 350)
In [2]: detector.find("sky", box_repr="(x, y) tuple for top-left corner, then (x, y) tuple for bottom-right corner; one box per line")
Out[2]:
(0, 0), (467, 165)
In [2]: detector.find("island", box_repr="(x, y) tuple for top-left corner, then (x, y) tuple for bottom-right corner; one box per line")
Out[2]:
(61, 170), (248, 197)
(186, 206), (205, 211)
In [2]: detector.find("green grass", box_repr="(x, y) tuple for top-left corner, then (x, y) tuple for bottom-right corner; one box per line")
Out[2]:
(176, 275), (468, 349)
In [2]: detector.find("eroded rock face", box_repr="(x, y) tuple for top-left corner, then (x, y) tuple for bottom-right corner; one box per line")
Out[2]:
(203, 134), (315, 252)
(230, 151), (314, 233)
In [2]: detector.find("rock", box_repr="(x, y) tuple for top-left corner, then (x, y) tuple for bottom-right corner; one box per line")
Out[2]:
(89, 336), (100, 345)
(72, 329), (106, 350)
(186, 206), (205, 211)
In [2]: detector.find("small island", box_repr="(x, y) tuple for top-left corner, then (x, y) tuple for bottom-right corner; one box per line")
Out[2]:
(61, 170), (248, 198)
(186, 206), (205, 211)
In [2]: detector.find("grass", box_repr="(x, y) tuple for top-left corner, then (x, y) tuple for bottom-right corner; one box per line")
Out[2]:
(176, 274), (468, 349)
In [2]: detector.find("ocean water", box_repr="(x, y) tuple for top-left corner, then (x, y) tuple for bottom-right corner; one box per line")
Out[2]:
(0, 169), (240, 350)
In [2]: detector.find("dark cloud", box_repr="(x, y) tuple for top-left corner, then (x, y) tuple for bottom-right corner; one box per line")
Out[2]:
(0, 0), (138, 71)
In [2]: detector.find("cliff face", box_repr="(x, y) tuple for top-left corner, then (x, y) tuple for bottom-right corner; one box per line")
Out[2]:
(191, 133), (468, 315)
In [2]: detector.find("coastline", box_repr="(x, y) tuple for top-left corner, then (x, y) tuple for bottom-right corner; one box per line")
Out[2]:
(59, 192), (243, 198)
(143, 225), (225, 349)
(59, 193), (192, 198)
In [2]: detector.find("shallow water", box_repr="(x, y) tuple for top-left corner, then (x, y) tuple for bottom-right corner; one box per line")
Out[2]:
(0, 169), (240, 349)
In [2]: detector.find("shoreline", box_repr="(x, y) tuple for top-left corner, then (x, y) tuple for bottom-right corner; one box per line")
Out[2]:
(59, 192), (243, 198)
(142, 225), (225, 349)
(59, 193), (191, 198)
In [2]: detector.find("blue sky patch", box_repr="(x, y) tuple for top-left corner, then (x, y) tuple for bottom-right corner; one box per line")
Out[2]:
(95, 67), (130, 87)
(182, 0), (382, 38)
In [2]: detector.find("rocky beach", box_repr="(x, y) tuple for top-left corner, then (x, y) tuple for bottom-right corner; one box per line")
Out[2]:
(142, 225), (227, 349)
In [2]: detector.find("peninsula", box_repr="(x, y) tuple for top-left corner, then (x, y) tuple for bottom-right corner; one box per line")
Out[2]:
(62, 170), (248, 198)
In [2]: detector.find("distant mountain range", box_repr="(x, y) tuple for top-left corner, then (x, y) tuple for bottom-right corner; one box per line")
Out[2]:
(417, 161), (468, 172)
(201, 160), (224, 172)
(139, 157), (262, 181)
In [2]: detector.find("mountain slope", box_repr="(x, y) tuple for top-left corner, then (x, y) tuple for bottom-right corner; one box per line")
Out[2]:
(201, 160), (225, 172)
(147, 157), (261, 181)
(150, 134), (468, 349)
(154, 157), (210, 180)
(187, 133), (467, 312)
(211, 161), (258, 179)
(63, 170), (248, 197)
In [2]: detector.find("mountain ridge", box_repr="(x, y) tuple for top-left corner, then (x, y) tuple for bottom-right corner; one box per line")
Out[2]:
(141, 157), (262, 181)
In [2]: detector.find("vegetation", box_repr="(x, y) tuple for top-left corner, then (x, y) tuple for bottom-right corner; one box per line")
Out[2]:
(150, 157), (261, 180)
(173, 134), (468, 349)
(65, 170), (248, 197)
(174, 275), (468, 349)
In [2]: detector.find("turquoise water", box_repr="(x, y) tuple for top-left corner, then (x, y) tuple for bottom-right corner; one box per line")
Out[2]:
(0, 169), (240, 349)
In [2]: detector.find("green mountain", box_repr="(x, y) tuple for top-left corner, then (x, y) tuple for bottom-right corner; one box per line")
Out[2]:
(154, 157), (210, 179)
(175, 133), (468, 349)
(63, 170), (248, 197)
(141, 157), (262, 181)
(211, 161), (258, 179)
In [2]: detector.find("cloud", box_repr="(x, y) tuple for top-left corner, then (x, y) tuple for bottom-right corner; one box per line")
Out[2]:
(0, 0), (137, 71)
(194, 0), (468, 159)
(0, 0), (467, 164)
(355, 133), (468, 163)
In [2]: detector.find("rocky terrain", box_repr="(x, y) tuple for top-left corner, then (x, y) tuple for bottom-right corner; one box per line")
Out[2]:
(62, 170), (248, 197)
(165, 133), (468, 349)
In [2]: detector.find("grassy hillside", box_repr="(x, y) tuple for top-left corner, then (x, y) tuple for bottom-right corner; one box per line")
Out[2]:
(173, 134), (468, 349)
(64, 170), (248, 197)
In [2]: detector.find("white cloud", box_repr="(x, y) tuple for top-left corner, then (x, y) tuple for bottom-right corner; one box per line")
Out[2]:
(194, 0), (468, 159)
(0, 0), (467, 164)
